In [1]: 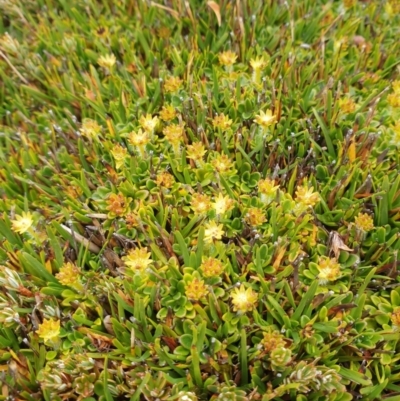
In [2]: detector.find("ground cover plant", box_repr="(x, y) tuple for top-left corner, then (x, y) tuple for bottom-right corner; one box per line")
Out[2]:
(1, 0), (400, 399)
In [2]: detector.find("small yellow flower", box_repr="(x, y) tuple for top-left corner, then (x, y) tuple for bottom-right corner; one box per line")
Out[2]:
(185, 278), (209, 301)
(261, 331), (286, 353)
(200, 257), (225, 278)
(211, 153), (234, 173)
(245, 207), (266, 226)
(254, 110), (277, 128)
(106, 193), (131, 217)
(94, 26), (109, 38)
(186, 142), (206, 162)
(191, 193), (212, 214)
(388, 93), (400, 107)
(258, 178), (279, 203)
(231, 285), (258, 314)
(204, 221), (224, 244)
(111, 144), (128, 169)
(129, 129), (149, 156)
(250, 56), (267, 71)
(317, 256), (341, 285)
(156, 172), (175, 188)
(56, 262), (81, 287)
(391, 307), (400, 328)
(392, 80), (400, 94)
(97, 53), (116, 69)
(218, 50), (237, 67)
(354, 212), (374, 232)
(163, 124), (184, 145)
(159, 104), (177, 121)
(80, 119), (102, 139)
(11, 212), (33, 234)
(212, 193), (234, 216)
(212, 113), (233, 131)
(123, 247), (153, 271)
(37, 318), (61, 343)
(164, 76), (183, 93)
(338, 97), (356, 114)
(295, 185), (320, 208)
(139, 114), (159, 133)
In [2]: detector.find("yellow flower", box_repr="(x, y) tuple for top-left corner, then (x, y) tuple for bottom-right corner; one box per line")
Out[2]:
(164, 76), (183, 93)
(80, 119), (101, 139)
(37, 318), (61, 343)
(191, 193), (212, 214)
(231, 285), (258, 314)
(250, 56), (268, 71)
(129, 129), (149, 156)
(94, 26), (109, 39)
(156, 172), (175, 188)
(11, 212), (33, 234)
(163, 124), (184, 146)
(56, 262), (81, 287)
(185, 278), (209, 301)
(139, 114), (159, 133)
(245, 207), (266, 226)
(211, 153), (234, 173)
(354, 212), (374, 232)
(254, 110), (277, 128)
(212, 113), (233, 131)
(258, 178), (279, 203)
(218, 50), (237, 67)
(212, 193), (234, 215)
(317, 256), (341, 285)
(106, 193), (131, 217)
(392, 80), (400, 94)
(111, 144), (128, 169)
(295, 185), (320, 207)
(200, 257), (225, 278)
(338, 97), (356, 114)
(204, 221), (224, 244)
(261, 331), (286, 353)
(159, 104), (177, 121)
(123, 247), (153, 271)
(97, 53), (116, 69)
(186, 142), (206, 162)
(391, 307), (400, 328)
(388, 93), (400, 107)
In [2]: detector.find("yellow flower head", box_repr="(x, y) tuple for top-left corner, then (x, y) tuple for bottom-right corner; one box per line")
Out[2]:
(106, 193), (131, 217)
(200, 257), (225, 278)
(391, 307), (400, 328)
(204, 221), (224, 244)
(295, 185), (320, 208)
(354, 212), (374, 232)
(317, 256), (341, 285)
(98, 53), (116, 69)
(129, 129), (149, 156)
(261, 331), (286, 353)
(139, 114), (159, 133)
(388, 93), (400, 108)
(111, 144), (128, 169)
(212, 113), (233, 131)
(191, 193), (212, 214)
(338, 97), (356, 114)
(212, 193), (234, 216)
(258, 178), (279, 203)
(185, 278), (209, 301)
(56, 262), (81, 287)
(159, 104), (177, 121)
(245, 207), (267, 226)
(123, 247), (153, 271)
(231, 285), (258, 314)
(250, 56), (268, 70)
(254, 110), (277, 128)
(37, 318), (61, 343)
(392, 80), (400, 94)
(164, 76), (183, 93)
(211, 153), (234, 173)
(186, 142), (206, 162)
(218, 50), (237, 67)
(80, 119), (101, 139)
(11, 212), (33, 234)
(156, 172), (175, 188)
(94, 26), (109, 39)
(163, 124), (184, 145)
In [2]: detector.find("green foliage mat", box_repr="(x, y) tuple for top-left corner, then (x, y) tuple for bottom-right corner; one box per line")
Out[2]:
(1, 0), (400, 400)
